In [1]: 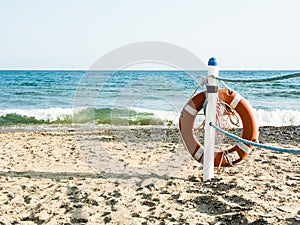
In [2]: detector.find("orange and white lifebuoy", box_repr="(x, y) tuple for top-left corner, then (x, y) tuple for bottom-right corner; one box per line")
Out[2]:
(179, 89), (258, 167)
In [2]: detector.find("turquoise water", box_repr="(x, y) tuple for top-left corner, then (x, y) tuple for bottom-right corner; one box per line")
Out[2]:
(0, 70), (299, 126)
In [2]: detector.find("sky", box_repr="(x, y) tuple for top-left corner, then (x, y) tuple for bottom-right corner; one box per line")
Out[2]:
(0, 0), (300, 70)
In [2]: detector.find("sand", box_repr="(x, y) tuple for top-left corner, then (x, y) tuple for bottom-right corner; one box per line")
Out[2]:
(0, 126), (299, 224)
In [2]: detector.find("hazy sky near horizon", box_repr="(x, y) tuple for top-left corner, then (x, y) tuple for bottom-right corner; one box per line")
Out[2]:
(1, 0), (300, 70)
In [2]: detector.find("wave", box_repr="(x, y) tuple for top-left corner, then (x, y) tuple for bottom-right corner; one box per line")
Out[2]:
(0, 107), (299, 127)
(254, 109), (300, 127)
(0, 108), (74, 125)
(0, 107), (168, 126)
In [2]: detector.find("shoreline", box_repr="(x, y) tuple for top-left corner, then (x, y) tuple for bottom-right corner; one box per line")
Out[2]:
(0, 126), (299, 224)
(0, 122), (299, 130)
(0, 124), (299, 147)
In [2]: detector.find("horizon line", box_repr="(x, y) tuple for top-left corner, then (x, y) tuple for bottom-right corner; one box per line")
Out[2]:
(0, 68), (300, 71)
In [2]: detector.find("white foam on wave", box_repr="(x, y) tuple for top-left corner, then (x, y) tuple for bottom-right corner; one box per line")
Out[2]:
(129, 107), (179, 125)
(0, 107), (74, 121)
(254, 109), (300, 127)
(130, 107), (300, 127)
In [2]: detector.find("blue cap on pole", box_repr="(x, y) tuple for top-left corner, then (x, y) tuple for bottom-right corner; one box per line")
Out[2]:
(208, 57), (218, 66)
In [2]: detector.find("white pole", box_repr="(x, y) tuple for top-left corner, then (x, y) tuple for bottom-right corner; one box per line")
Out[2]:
(203, 57), (219, 181)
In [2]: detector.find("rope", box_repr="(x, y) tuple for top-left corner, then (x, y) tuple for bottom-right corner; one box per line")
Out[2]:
(194, 74), (208, 87)
(186, 74), (209, 101)
(213, 72), (300, 83)
(209, 122), (300, 154)
(220, 80), (231, 90)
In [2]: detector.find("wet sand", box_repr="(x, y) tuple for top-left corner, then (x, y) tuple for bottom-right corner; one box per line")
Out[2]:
(0, 126), (299, 224)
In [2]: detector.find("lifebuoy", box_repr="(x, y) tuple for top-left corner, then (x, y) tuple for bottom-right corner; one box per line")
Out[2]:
(179, 89), (258, 167)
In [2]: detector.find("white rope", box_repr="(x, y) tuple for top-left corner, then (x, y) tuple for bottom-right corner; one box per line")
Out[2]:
(220, 80), (231, 90)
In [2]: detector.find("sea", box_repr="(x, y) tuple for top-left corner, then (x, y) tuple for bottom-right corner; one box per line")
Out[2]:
(0, 70), (299, 129)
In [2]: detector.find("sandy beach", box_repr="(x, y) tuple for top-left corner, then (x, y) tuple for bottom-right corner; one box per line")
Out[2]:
(0, 126), (299, 224)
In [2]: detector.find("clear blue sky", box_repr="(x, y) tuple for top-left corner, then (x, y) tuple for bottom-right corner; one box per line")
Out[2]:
(1, 0), (300, 70)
